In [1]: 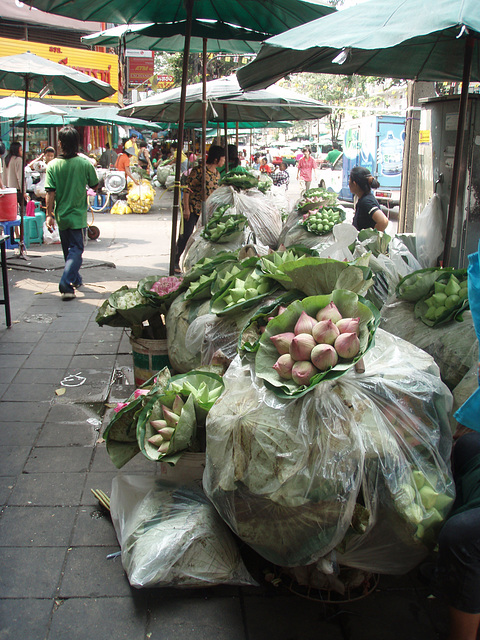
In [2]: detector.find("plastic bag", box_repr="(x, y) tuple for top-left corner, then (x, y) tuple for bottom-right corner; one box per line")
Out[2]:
(203, 329), (454, 573)
(166, 293), (212, 373)
(317, 223), (357, 261)
(182, 228), (247, 272)
(415, 194), (444, 268)
(380, 302), (478, 390)
(42, 221), (60, 244)
(126, 180), (155, 214)
(235, 189), (283, 248)
(110, 476), (256, 588)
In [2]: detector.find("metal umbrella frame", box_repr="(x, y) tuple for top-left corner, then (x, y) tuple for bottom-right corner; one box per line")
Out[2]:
(25, 0), (335, 273)
(237, 0), (480, 266)
(0, 52), (115, 256)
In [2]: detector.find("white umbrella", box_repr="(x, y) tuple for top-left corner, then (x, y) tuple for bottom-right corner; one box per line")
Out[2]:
(0, 96), (66, 119)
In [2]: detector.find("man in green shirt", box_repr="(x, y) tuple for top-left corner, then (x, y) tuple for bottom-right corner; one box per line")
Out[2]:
(45, 126), (98, 301)
(325, 143), (342, 166)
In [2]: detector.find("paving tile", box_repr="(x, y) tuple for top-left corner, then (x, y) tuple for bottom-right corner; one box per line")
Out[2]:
(0, 478), (14, 506)
(22, 354), (73, 369)
(54, 369), (113, 404)
(75, 341), (120, 356)
(41, 331), (84, 343)
(0, 506), (77, 546)
(12, 367), (67, 385)
(0, 354), (28, 369)
(71, 506), (118, 547)
(0, 341), (38, 355)
(0, 422), (41, 446)
(0, 547), (66, 597)
(31, 341), (77, 356)
(8, 472), (86, 507)
(148, 595), (246, 640)
(243, 594), (344, 640)
(0, 382), (7, 398)
(48, 596), (147, 640)
(81, 471), (123, 506)
(0, 446), (32, 476)
(0, 598), (53, 640)
(2, 382), (58, 402)
(59, 546), (132, 597)
(0, 367), (18, 384)
(36, 423), (98, 448)
(68, 354), (116, 371)
(46, 402), (103, 424)
(90, 443), (155, 474)
(24, 446), (93, 474)
(1, 400), (51, 422)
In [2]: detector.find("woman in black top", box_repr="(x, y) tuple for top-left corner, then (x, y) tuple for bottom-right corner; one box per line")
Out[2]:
(349, 166), (389, 232)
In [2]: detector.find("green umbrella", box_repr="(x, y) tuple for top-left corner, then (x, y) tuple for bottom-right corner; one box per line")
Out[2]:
(26, 0), (335, 273)
(0, 51), (115, 255)
(17, 108), (164, 131)
(237, 0), (480, 266)
(82, 20), (265, 54)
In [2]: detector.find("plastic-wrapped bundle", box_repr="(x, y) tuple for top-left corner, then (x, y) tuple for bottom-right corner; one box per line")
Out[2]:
(182, 228), (248, 272)
(236, 189), (283, 249)
(279, 220), (336, 252)
(157, 164), (175, 186)
(380, 303), (478, 390)
(166, 293), (211, 373)
(203, 329), (454, 573)
(110, 476), (256, 588)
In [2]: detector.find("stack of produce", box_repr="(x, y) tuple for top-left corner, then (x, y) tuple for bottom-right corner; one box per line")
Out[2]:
(127, 180), (155, 213)
(300, 206), (345, 235)
(219, 166), (259, 190)
(201, 203), (247, 243)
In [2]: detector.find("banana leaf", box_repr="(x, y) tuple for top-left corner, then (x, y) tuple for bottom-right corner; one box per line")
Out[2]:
(96, 285), (130, 327)
(104, 368), (171, 468)
(396, 267), (467, 302)
(265, 256), (373, 298)
(167, 370), (225, 420)
(350, 228), (391, 257)
(184, 272), (217, 301)
(182, 250), (239, 285)
(259, 246), (318, 277)
(210, 266), (280, 316)
(414, 296), (470, 327)
(255, 291), (380, 398)
(238, 290), (305, 353)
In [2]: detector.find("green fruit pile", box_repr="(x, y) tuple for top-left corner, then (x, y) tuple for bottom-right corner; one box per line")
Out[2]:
(301, 207), (343, 235)
(221, 270), (271, 309)
(202, 204), (247, 243)
(423, 274), (468, 322)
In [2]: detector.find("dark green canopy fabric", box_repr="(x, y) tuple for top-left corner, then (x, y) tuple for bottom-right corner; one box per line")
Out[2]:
(237, 0), (480, 89)
(24, 0), (334, 36)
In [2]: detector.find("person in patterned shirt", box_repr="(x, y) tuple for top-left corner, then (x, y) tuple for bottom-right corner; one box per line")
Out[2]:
(272, 162), (290, 190)
(174, 144), (225, 272)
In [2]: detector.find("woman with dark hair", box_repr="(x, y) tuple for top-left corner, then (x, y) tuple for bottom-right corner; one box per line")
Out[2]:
(45, 126), (99, 300)
(174, 144), (225, 273)
(349, 166), (389, 232)
(137, 140), (153, 173)
(4, 141), (26, 206)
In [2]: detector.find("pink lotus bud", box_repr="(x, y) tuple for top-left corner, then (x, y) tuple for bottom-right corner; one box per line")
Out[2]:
(292, 361), (318, 386)
(289, 333), (316, 361)
(294, 311), (317, 335)
(334, 332), (360, 360)
(311, 344), (338, 371)
(270, 332), (295, 355)
(162, 406), (180, 428)
(316, 302), (343, 323)
(277, 306), (288, 315)
(273, 354), (295, 379)
(267, 316), (275, 322)
(134, 389), (149, 399)
(312, 319), (340, 345)
(114, 402), (129, 413)
(336, 317), (360, 335)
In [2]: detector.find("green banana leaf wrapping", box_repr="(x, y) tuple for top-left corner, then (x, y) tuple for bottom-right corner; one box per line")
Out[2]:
(396, 267), (467, 302)
(137, 275), (185, 309)
(255, 291), (380, 398)
(96, 285), (130, 327)
(210, 266), (279, 317)
(300, 206), (346, 236)
(104, 368), (172, 468)
(108, 288), (158, 327)
(259, 246), (319, 277)
(220, 166), (259, 189)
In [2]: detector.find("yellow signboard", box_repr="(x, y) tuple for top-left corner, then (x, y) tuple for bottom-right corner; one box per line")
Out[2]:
(419, 130), (431, 144)
(0, 37), (119, 104)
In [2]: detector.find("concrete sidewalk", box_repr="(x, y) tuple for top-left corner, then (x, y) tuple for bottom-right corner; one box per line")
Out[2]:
(0, 187), (441, 640)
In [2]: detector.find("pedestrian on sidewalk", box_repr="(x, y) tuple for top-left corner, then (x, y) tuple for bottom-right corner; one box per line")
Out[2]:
(45, 125), (99, 301)
(174, 144), (225, 273)
(296, 147), (316, 193)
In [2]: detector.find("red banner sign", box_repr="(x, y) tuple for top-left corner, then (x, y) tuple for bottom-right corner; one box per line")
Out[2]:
(128, 57), (154, 85)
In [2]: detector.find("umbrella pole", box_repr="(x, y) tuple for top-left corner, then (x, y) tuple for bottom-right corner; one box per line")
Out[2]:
(443, 35), (475, 267)
(224, 105), (229, 169)
(201, 37), (207, 226)
(19, 75), (29, 259)
(169, 0), (194, 276)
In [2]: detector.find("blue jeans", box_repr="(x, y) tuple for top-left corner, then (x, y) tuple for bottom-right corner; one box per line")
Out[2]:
(59, 228), (85, 294)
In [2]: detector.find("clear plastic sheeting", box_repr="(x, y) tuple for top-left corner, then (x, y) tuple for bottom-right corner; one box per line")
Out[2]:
(203, 329), (454, 573)
(279, 219), (336, 252)
(182, 228), (247, 273)
(166, 293), (211, 373)
(110, 476), (256, 588)
(380, 302), (478, 390)
(414, 194), (445, 268)
(235, 189), (283, 249)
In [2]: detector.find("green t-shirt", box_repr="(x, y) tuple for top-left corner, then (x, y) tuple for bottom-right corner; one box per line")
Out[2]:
(45, 155), (98, 230)
(325, 149), (342, 164)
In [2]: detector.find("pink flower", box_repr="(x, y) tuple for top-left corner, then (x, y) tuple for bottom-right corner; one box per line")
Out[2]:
(150, 276), (183, 296)
(114, 402), (129, 413)
(134, 389), (149, 399)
